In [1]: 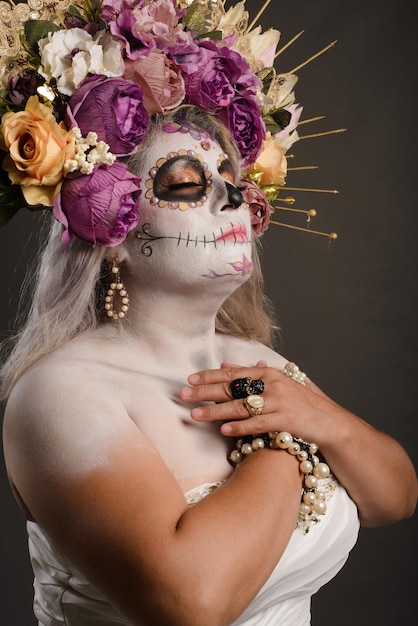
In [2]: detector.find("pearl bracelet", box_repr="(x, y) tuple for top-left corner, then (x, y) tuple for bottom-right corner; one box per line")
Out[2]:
(229, 431), (331, 530)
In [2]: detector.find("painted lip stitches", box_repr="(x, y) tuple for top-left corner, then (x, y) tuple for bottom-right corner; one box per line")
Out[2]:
(215, 224), (248, 243)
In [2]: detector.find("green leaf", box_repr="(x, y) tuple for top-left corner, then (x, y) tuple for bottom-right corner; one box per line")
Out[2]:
(67, 6), (86, 22)
(270, 108), (291, 130)
(263, 115), (282, 135)
(183, 3), (223, 39)
(24, 20), (61, 54)
(183, 2), (204, 29)
(196, 30), (223, 41)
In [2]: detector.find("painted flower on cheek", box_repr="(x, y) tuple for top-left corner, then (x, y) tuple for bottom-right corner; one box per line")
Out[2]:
(230, 254), (253, 275)
(0, 96), (75, 206)
(66, 75), (149, 156)
(241, 178), (273, 236)
(123, 50), (185, 114)
(53, 161), (141, 247)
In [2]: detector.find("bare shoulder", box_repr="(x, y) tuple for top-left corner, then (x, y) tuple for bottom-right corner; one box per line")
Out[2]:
(216, 333), (289, 369)
(2, 339), (191, 599)
(3, 336), (155, 493)
(5, 338), (124, 428)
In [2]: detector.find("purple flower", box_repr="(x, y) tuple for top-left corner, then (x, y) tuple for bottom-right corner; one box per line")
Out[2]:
(53, 162), (141, 247)
(173, 40), (264, 164)
(7, 71), (44, 105)
(176, 40), (260, 111)
(63, 12), (100, 35)
(168, 41), (205, 76)
(219, 94), (266, 168)
(66, 75), (149, 156)
(101, 0), (149, 59)
(241, 178), (273, 236)
(101, 0), (189, 60)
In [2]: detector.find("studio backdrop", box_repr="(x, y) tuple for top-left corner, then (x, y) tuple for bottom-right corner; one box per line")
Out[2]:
(1, 1), (416, 624)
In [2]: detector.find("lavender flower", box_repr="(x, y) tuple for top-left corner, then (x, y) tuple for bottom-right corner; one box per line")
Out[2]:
(66, 75), (149, 156)
(53, 162), (141, 247)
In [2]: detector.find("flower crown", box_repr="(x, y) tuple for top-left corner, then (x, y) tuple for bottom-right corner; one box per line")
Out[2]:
(0, 0), (337, 247)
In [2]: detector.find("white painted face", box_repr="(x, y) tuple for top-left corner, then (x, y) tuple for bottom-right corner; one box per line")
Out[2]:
(128, 121), (253, 294)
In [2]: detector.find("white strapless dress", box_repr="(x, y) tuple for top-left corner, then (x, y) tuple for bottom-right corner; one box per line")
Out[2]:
(27, 477), (359, 625)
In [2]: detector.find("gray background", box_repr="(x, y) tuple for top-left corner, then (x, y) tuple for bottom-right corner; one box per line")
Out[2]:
(1, 0), (417, 624)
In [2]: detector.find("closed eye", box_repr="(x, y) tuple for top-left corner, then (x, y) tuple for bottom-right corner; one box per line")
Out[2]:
(162, 182), (205, 191)
(153, 156), (207, 201)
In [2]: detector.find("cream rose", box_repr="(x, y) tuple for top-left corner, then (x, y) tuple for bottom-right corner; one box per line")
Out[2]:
(244, 131), (287, 187)
(1, 96), (76, 206)
(38, 28), (123, 97)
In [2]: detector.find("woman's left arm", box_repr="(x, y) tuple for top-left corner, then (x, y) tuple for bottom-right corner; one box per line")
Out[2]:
(180, 364), (417, 527)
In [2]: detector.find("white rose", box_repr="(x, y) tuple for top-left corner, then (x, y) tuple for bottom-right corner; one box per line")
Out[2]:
(39, 28), (122, 96)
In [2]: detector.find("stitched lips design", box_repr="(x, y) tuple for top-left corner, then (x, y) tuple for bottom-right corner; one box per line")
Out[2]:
(215, 225), (248, 243)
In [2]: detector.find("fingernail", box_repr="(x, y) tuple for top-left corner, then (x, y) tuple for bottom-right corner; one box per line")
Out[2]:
(191, 407), (204, 419)
(188, 374), (200, 384)
(221, 423), (232, 434)
(181, 386), (193, 398)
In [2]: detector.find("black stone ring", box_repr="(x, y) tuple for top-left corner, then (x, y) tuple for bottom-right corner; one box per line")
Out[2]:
(230, 377), (265, 399)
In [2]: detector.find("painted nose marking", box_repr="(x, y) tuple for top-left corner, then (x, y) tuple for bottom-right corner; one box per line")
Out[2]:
(225, 181), (243, 208)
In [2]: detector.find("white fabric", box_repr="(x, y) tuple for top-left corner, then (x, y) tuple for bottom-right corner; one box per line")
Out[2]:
(27, 479), (359, 626)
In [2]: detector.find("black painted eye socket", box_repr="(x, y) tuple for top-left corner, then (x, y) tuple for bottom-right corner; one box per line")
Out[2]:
(153, 156), (207, 202)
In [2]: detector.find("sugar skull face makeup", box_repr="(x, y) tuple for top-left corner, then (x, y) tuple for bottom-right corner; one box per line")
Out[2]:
(143, 120), (242, 212)
(145, 149), (213, 211)
(129, 121), (253, 292)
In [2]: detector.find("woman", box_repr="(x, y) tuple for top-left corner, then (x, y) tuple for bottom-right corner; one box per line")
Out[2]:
(0, 1), (416, 625)
(1, 102), (416, 625)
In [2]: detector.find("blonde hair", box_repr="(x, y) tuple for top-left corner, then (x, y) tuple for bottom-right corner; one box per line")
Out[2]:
(0, 106), (278, 400)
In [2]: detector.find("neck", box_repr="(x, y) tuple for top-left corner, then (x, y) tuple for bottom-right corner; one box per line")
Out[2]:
(121, 284), (229, 376)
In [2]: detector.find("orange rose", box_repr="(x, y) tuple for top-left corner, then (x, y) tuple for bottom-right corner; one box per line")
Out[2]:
(0, 96), (75, 206)
(244, 131), (287, 187)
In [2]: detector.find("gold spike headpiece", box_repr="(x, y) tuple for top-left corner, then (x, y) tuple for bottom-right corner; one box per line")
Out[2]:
(0, 0), (344, 246)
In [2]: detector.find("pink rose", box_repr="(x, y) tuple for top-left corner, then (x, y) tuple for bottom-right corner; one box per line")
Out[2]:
(242, 178), (273, 237)
(53, 162), (141, 247)
(123, 50), (185, 114)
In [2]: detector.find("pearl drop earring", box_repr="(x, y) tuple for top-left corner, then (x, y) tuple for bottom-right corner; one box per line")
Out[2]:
(104, 258), (130, 320)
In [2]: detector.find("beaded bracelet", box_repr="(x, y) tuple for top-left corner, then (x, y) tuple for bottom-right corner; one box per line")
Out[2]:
(229, 431), (331, 529)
